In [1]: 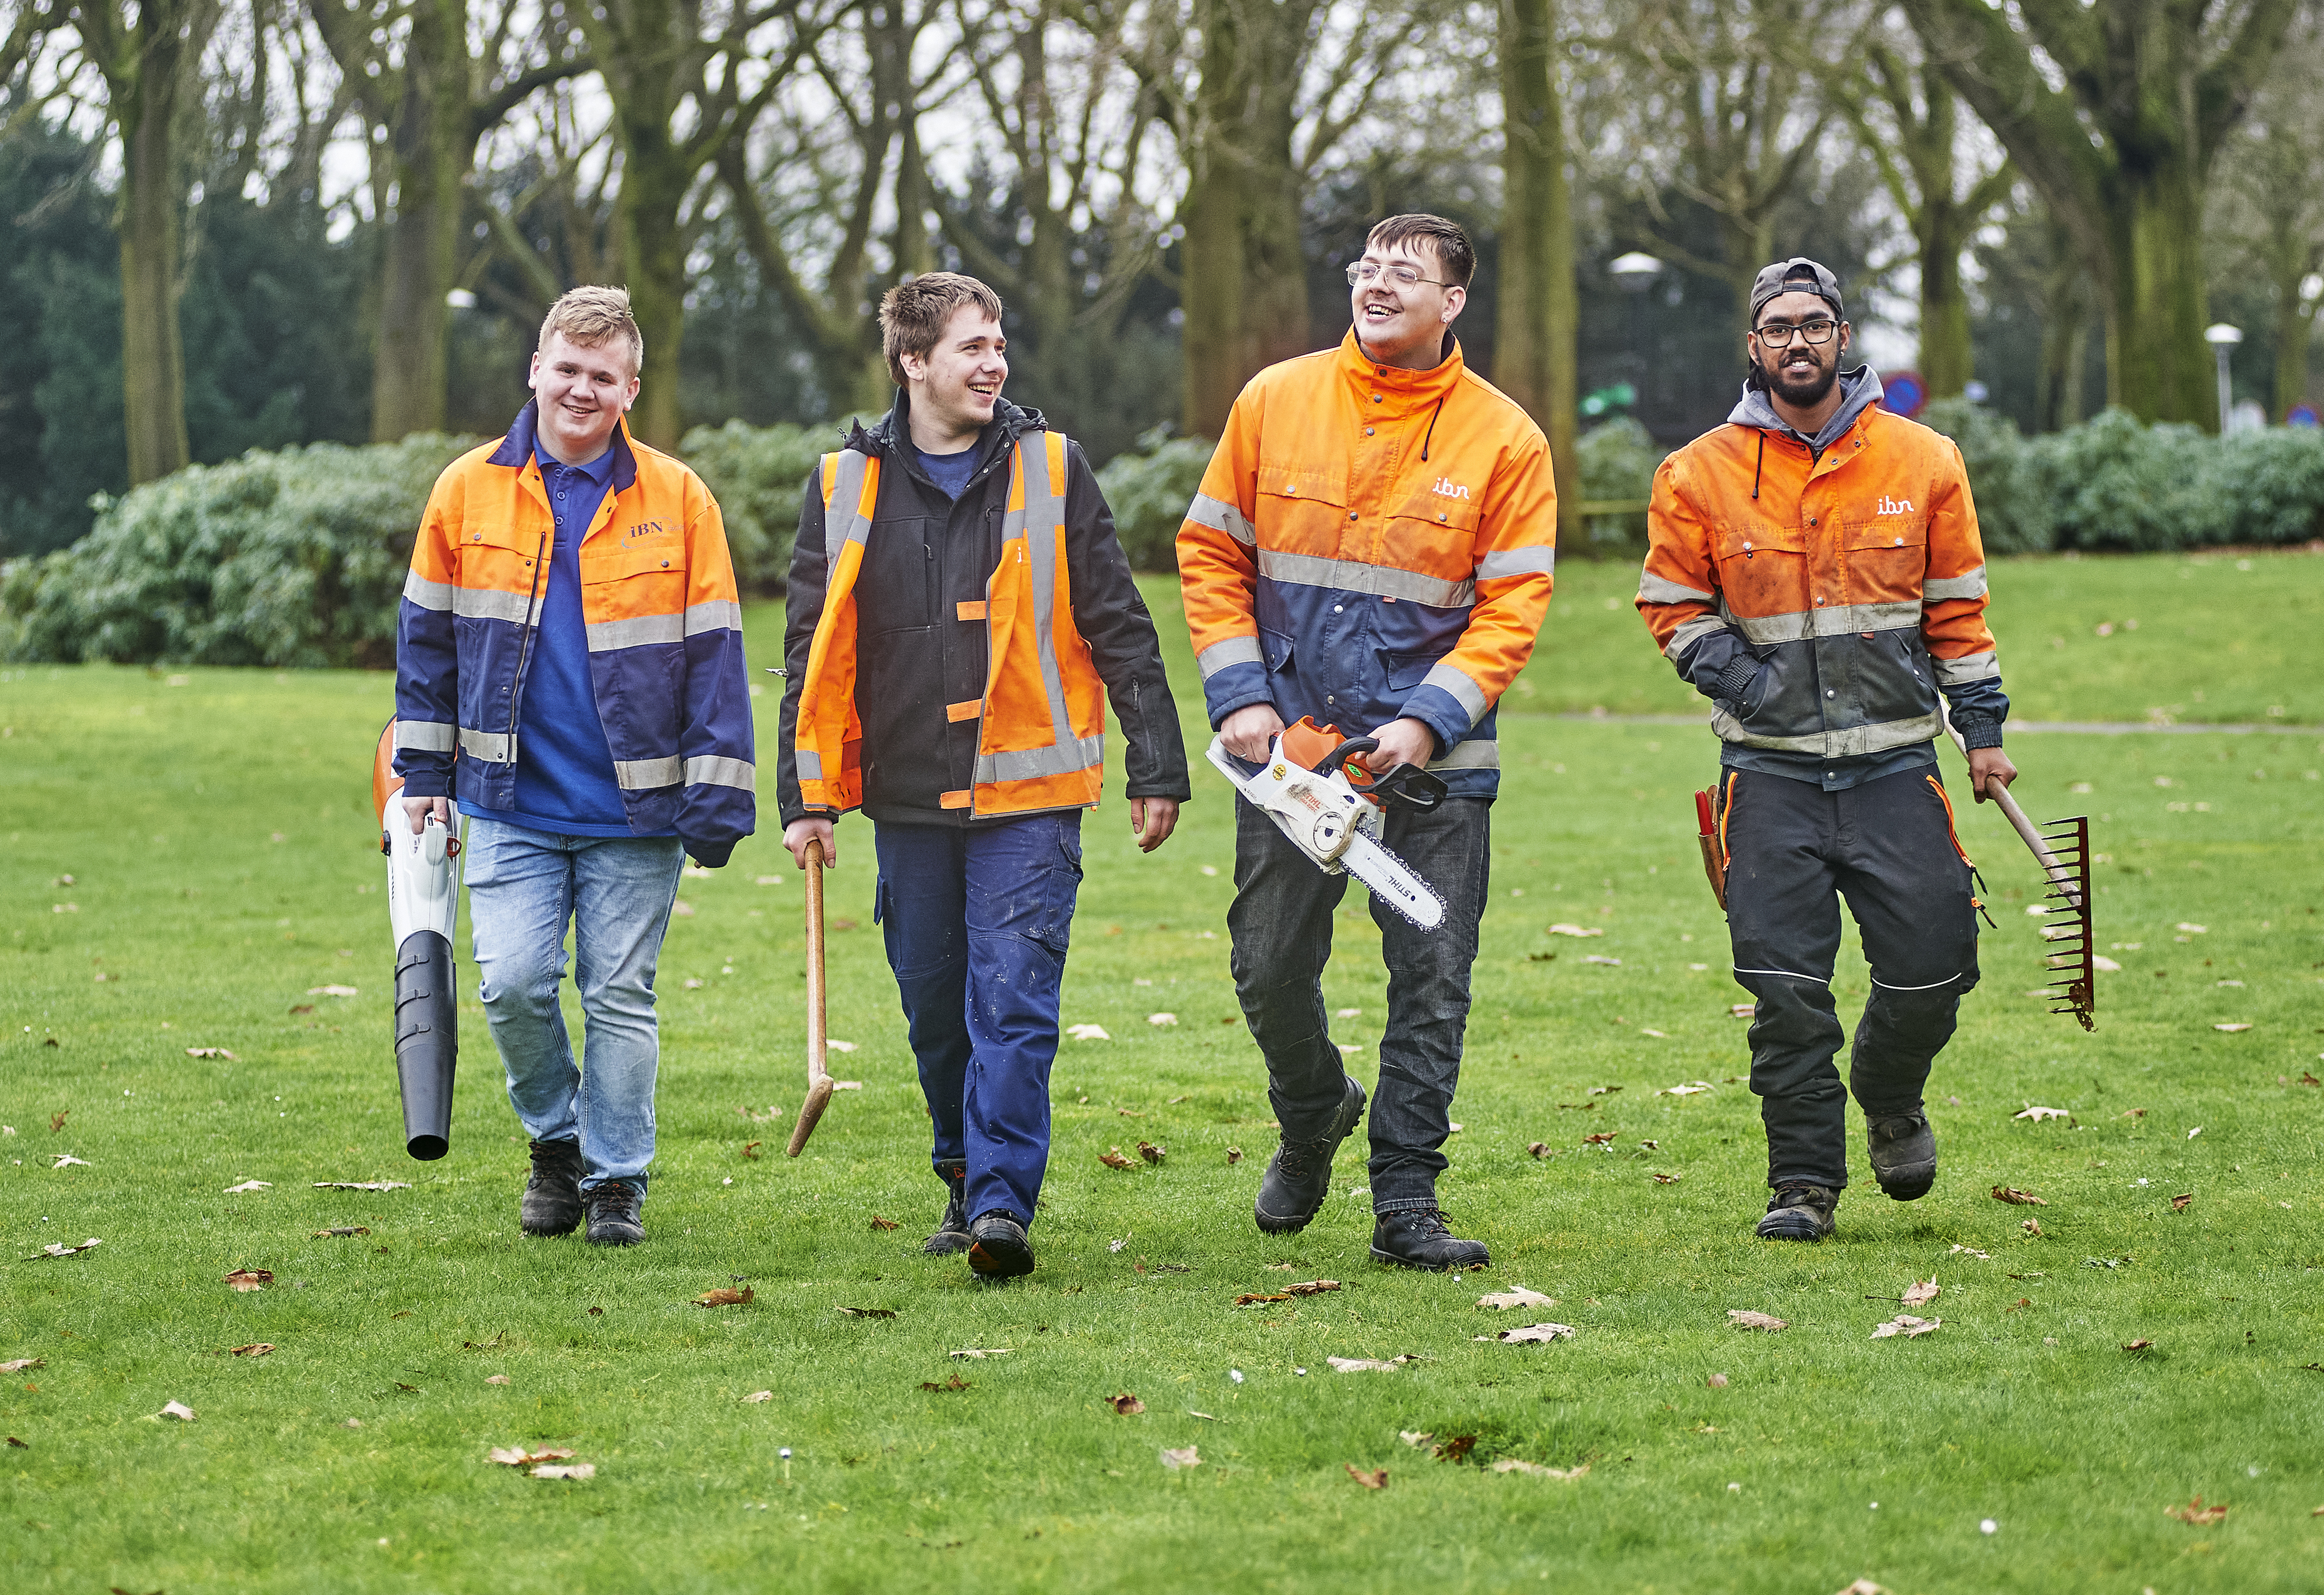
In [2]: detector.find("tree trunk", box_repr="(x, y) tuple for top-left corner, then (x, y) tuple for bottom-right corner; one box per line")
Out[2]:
(102, 4), (198, 485)
(1180, 0), (1314, 439)
(2102, 155), (2215, 428)
(368, 0), (470, 442)
(1494, 0), (1577, 538)
(1917, 205), (1972, 397)
(614, 133), (691, 449)
(2269, 261), (2317, 421)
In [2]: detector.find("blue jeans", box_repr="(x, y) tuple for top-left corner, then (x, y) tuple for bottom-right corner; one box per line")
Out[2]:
(463, 817), (685, 1196)
(1228, 794), (1492, 1213)
(874, 814), (1083, 1226)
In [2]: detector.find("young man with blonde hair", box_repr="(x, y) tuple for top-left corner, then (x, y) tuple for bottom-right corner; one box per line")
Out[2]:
(393, 285), (754, 1247)
(776, 272), (1189, 1279)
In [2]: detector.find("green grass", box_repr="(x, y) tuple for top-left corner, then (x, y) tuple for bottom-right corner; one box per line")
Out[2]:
(4, 551), (2324, 1593)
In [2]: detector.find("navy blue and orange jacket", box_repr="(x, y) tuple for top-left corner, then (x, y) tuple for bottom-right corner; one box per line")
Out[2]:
(392, 400), (755, 865)
(1175, 331), (1558, 795)
(1636, 373), (2006, 785)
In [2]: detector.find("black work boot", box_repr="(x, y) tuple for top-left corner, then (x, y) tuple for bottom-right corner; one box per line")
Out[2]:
(924, 1159), (971, 1256)
(1255, 1074), (1367, 1234)
(966, 1210), (1034, 1279)
(1370, 1208), (1490, 1272)
(1866, 1113), (1938, 1200)
(520, 1138), (585, 1237)
(582, 1178), (646, 1247)
(1755, 1184), (1838, 1242)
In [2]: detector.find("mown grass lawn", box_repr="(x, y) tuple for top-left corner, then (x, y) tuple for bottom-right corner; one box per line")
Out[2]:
(4, 550), (2322, 1594)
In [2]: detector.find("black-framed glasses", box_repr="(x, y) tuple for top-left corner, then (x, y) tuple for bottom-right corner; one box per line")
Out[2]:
(1347, 261), (1448, 290)
(1752, 317), (1839, 346)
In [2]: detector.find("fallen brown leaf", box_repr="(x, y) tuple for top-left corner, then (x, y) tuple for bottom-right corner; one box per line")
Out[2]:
(1727, 1310), (1788, 1332)
(1476, 1322), (1576, 1345)
(1225, 1147), (1243, 1164)
(1399, 1430), (1432, 1447)
(1345, 1464), (1388, 1489)
(2165, 1496), (2227, 1524)
(1527, 1142), (1552, 1157)
(1870, 1315), (1941, 1339)
(0, 1359), (44, 1373)
(1901, 1277), (1941, 1309)
(742, 1390), (773, 1403)
(27, 1239), (102, 1261)
(1583, 1132), (1616, 1145)
(741, 1141), (762, 1160)
(1284, 1279), (1340, 1297)
(1235, 1291), (1290, 1306)
(312, 1180), (412, 1191)
(920, 1374), (971, 1393)
(2023, 1218), (2045, 1236)
(949, 1348), (1011, 1359)
(1109, 1393), (1145, 1415)
(485, 1375), (511, 1386)
(1098, 1147), (1136, 1170)
(1706, 1373), (1729, 1388)
(229, 1343), (273, 1358)
(2171, 1193), (2193, 1212)
(49, 1111), (68, 1133)
(693, 1286), (754, 1308)
(1326, 1355), (1416, 1372)
(1432, 1435), (1477, 1463)
(313, 1227), (371, 1238)
(4, 1437), (23, 1449)
(184, 1047), (236, 1060)
(1476, 1287), (1555, 1310)
(1991, 1185), (2048, 1206)
(159, 1400), (196, 1421)
(835, 1305), (894, 1318)
(1137, 1141), (1166, 1165)
(1159, 1445), (1201, 1470)
(1651, 1173), (1681, 1184)
(1833, 1582), (1888, 1595)
(488, 1445), (574, 1466)
(868, 1215), (900, 1232)
(222, 1180), (272, 1194)
(532, 1462), (595, 1480)
(225, 1269), (273, 1291)
(1491, 1459), (1589, 1479)
(2123, 1338), (2154, 1353)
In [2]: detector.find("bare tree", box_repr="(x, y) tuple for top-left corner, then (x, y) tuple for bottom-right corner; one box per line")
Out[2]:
(2208, 17), (2324, 421)
(1495, 0), (1576, 533)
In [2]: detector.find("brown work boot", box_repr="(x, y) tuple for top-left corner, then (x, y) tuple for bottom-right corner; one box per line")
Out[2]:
(1754, 1184), (1838, 1242)
(1867, 1113), (1938, 1200)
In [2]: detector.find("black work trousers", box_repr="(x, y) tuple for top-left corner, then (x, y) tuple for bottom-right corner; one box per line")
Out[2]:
(1723, 765), (1981, 1190)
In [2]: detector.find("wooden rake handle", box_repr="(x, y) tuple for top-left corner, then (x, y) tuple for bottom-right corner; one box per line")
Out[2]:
(785, 837), (835, 1156)
(1940, 707), (2083, 910)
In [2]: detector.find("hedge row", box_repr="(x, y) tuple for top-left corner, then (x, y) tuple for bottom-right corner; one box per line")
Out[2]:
(7, 405), (2318, 667)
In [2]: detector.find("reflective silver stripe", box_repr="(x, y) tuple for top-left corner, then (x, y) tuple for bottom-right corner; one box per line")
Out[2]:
(614, 756), (683, 790)
(796, 748), (824, 780)
(1934, 650), (2000, 685)
(586, 613), (683, 650)
(1870, 970), (1966, 991)
(1730, 600), (1922, 644)
(823, 449), (875, 566)
(1197, 635), (1265, 678)
(402, 571), (454, 612)
(1257, 549), (1473, 608)
(684, 754), (756, 791)
(1733, 966), (1830, 985)
(453, 586), (544, 625)
(1662, 615), (1729, 662)
(1420, 661), (1490, 725)
(1477, 545), (1555, 580)
(394, 719), (456, 752)
(1428, 739), (1499, 771)
(459, 728), (514, 763)
(1709, 706), (1942, 756)
(1638, 572), (1713, 606)
(976, 734), (1106, 785)
(684, 599), (743, 636)
(1187, 491), (1256, 547)
(1922, 566), (1987, 602)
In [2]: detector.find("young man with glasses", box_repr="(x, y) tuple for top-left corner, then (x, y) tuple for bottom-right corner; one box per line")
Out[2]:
(1635, 257), (2016, 1242)
(1177, 214), (1558, 1269)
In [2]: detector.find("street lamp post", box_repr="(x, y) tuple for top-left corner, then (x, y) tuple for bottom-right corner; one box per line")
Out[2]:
(1608, 252), (1663, 419)
(2203, 323), (2243, 434)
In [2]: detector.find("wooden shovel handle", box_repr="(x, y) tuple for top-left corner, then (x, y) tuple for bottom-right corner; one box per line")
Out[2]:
(785, 838), (834, 1156)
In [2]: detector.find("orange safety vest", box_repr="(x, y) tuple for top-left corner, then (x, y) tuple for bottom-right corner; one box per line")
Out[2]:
(793, 430), (1108, 817)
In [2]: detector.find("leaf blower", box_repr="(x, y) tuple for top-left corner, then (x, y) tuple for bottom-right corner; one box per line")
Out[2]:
(372, 721), (460, 1159)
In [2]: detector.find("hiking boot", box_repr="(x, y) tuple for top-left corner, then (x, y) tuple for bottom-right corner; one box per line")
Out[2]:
(924, 1159), (972, 1256)
(1254, 1074), (1367, 1235)
(520, 1138), (585, 1237)
(1370, 1208), (1491, 1272)
(966, 1210), (1034, 1279)
(1755, 1184), (1838, 1242)
(582, 1179), (646, 1247)
(1867, 1113), (1938, 1201)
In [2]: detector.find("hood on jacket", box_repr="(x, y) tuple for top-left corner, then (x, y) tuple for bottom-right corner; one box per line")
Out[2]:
(1729, 365), (1885, 457)
(848, 390), (1049, 493)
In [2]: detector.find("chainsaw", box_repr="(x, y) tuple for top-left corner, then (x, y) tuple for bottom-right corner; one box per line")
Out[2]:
(1206, 717), (1450, 929)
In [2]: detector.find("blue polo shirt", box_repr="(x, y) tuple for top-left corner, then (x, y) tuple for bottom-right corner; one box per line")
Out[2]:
(458, 442), (675, 839)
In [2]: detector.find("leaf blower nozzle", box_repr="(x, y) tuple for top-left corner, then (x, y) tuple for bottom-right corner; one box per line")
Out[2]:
(375, 720), (461, 1160)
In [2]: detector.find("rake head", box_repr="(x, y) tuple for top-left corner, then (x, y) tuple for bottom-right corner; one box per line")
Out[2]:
(2034, 815), (2096, 1032)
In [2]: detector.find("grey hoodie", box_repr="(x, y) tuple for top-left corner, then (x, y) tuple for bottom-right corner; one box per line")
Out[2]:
(1729, 366), (1886, 458)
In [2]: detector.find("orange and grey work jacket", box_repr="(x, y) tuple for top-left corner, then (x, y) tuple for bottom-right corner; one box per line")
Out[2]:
(1636, 372), (2007, 789)
(392, 401), (755, 863)
(1176, 331), (1558, 795)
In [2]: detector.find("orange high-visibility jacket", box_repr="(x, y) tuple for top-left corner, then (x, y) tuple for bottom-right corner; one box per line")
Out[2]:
(792, 430), (1108, 817)
(1175, 331), (1557, 793)
(1636, 395), (2003, 769)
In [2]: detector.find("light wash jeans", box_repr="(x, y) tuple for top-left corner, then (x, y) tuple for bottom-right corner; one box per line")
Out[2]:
(463, 816), (685, 1196)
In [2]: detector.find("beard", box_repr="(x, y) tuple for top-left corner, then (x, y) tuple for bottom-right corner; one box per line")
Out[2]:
(1762, 352), (1838, 408)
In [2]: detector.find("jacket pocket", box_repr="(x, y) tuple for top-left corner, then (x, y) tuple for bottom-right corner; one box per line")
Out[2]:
(1379, 647), (1444, 690)
(1258, 624), (1296, 674)
(1711, 520), (1809, 634)
(1840, 517), (1929, 605)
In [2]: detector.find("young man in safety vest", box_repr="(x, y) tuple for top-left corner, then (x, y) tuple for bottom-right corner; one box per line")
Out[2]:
(1177, 215), (1558, 1271)
(1636, 257), (2017, 1242)
(775, 272), (1190, 1280)
(392, 286), (755, 1247)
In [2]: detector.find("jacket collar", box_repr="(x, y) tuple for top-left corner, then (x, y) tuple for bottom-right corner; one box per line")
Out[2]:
(851, 390), (1047, 494)
(1339, 327), (1465, 410)
(1728, 365), (1885, 456)
(488, 398), (641, 495)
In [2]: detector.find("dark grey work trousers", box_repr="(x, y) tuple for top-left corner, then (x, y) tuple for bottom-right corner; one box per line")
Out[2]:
(1227, 795), (1492, 1214)
(1723, 765), (1981, 1190)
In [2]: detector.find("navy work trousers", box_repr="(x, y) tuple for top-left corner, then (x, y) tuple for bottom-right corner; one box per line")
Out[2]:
(874, 813), (1083, 1226)
(1723, 765), (1981, 1190)
(1227, 794), (1492, 1213)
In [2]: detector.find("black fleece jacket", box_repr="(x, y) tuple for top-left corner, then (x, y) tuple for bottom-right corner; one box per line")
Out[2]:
(775, 393), (1190, 828)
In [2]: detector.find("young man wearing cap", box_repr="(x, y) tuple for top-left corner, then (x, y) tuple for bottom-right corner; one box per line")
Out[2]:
(1177, 214), (1558, 1270)
(775, 272), (1189, 1280)
(1635, 257), (2016, 1241)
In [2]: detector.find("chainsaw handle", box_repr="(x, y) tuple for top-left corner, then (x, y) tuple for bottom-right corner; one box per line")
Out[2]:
(1310, 736), (1379, 778)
